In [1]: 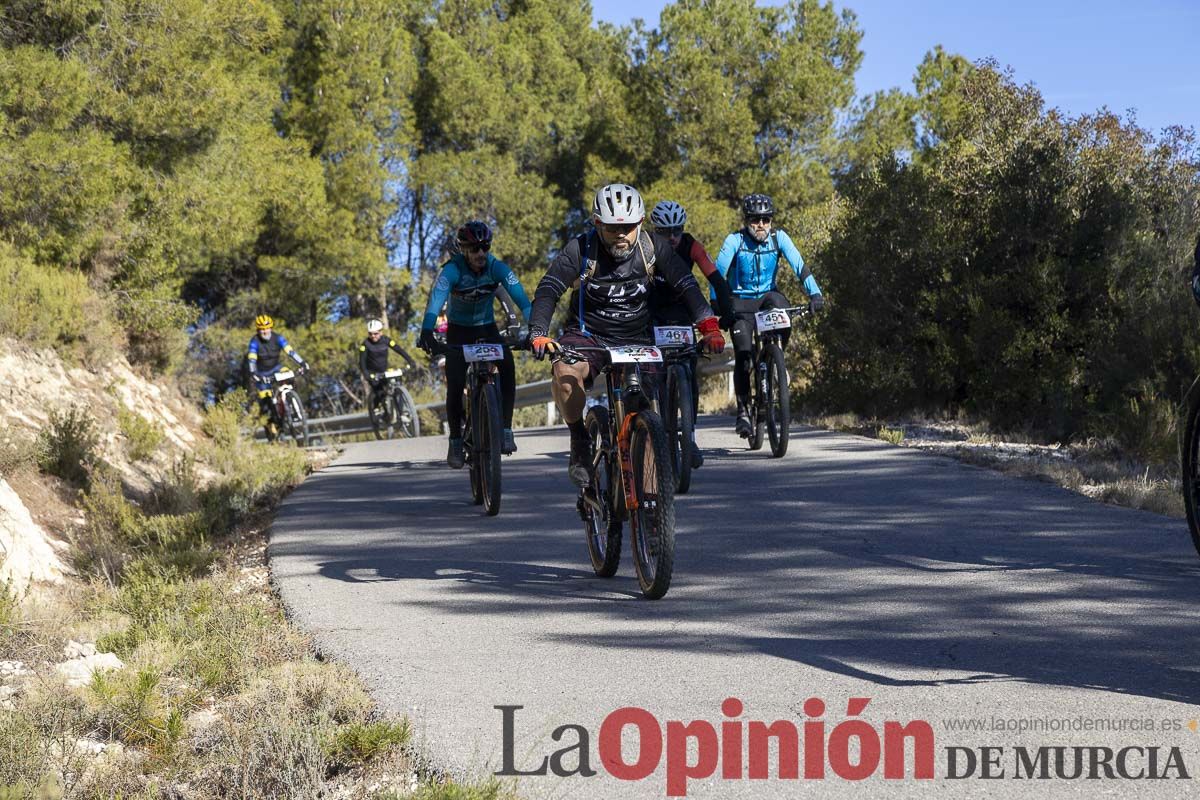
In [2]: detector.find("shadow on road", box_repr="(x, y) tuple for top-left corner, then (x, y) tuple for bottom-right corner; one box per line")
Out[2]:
(271, 421), (1200, 706)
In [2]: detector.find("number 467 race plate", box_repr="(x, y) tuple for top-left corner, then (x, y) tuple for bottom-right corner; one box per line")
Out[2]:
(653, 326), (694, 346)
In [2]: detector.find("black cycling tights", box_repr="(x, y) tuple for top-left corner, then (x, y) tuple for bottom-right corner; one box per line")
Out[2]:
(730, 291), (789, 400)
(444, 323), (516, 437)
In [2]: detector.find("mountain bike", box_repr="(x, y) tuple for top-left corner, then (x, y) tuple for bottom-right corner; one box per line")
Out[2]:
(460, 342), (506, 516)
(739, 305), (809, 458)
(553, 343), (676, 599)
(367, 368), (420, 440)
(653, 325), (700, 494)
(1179, 374), (1200, 556)
(267, 367), (308, 447)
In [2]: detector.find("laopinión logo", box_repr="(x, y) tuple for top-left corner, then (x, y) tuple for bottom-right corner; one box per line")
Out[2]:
(495, 700), (1196, 796)
(495, 697), (935, 797)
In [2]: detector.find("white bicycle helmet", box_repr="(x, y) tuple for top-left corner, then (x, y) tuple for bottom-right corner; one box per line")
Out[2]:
(592, 183), (645, 224)
(650, 200), (687, 228)
(366, 318), (384, 334)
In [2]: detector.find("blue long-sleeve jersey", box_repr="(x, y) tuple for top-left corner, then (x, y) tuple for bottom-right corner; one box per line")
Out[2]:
(714, 228), (822, 300)
(421, 253), (532, 330)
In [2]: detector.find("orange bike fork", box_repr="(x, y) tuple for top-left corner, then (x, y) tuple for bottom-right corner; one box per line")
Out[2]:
(617, 411), (638, 513)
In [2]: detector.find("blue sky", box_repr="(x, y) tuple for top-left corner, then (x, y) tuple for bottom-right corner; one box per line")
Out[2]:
(592, 0), (1200, 135)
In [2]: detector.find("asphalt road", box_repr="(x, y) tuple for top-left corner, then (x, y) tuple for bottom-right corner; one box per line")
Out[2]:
(270, 418), (1200, 798)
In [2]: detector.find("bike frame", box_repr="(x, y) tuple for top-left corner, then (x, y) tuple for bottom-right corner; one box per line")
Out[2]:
(747, 306), (809, 390)
(560, 346), (656, 520)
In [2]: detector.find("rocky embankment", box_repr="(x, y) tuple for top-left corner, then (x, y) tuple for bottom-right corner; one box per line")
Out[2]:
(0, 341), (204, 592)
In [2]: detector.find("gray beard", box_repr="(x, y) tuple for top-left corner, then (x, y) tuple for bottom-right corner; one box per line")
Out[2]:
(749, 227), (770, 244)
(608, 240), (634, 261)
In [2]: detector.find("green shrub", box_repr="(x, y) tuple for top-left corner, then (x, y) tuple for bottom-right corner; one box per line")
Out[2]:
(877, 426), (905, 445)
(148, 457), (202, 516)
(202, 390), (253, 452)
(88, 667), (184, 757)
(0, 242), (117, 363)
(117, 406), (164, 462)
(75, 472), (213, 583)
(324, 720), (411, 766)
(402, 779), (517, 800)
(0, 425), (38, 477)
(37, 407), (100, 486)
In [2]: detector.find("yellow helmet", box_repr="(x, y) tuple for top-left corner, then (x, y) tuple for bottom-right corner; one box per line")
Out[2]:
(254, 314), (274, 330)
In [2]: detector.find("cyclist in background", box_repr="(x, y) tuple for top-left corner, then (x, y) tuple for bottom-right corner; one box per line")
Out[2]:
(417, 221), (532, 468)
(648, 200), (735, 468)
(248, 314), (309, 420)
(528, 184), (726, 486)
(715, 194), (824, 438)
(359, 318), (419, 412)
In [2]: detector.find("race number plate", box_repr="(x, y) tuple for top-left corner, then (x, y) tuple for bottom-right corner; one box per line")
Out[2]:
(754, 308), (792, 332)
(383, 368), (405, 379)
(608, 345), (663, 364)
(274, 369), (295, 382)
(653, 326), (694, 347)
(462, 343), (505, 362)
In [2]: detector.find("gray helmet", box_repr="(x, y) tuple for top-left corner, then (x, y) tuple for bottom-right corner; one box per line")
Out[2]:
(592, 184), (645, 224)
(650, 200), (687, 229)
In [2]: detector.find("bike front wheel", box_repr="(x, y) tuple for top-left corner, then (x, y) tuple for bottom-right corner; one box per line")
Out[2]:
(1182, 388), (1200, 557)
(476, 382), (503, 516)
(395, 386), (420, 438)
(665, 364), (694, 494)
(627, 410), (675, 599)
(748, 361), (766, 452)
(286, 392), (308, 447)
(763, 342), (790, 458)
(582, 406), (621, 577)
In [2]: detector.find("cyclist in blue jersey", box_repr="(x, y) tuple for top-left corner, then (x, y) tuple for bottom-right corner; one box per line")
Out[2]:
(247, 314), (309, 421)
(418, 221), (532, 468)
(714, 194), (825, 437)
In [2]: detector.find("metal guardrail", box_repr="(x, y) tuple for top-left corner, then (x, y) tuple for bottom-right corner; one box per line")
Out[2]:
(263, 354), (735, 444)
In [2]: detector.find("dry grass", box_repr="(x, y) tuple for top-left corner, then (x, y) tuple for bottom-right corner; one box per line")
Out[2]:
(0, 396), (507, 799)
(807, 412), (1183, 519)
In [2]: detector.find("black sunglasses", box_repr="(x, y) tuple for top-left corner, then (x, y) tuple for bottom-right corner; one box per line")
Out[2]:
(746, 215), (773, 225)
(463, 241), (491, 253)
(655, 226), (684, 237)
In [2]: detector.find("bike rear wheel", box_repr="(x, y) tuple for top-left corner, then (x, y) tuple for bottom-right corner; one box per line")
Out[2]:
(1182, 390), (1200, 557)
(748, 355), (766, 451)
(286, 392), (308, 447)
(582, 407), (621, 577)
(628, 410), (675, 599)
(476, 382), (503, 516)
(467, 394), (483, 505)
(395, 386), (420, 438)
(764, 342), (790, 458)
(665, 364), (694, 494)
(368, 392), (388, 440)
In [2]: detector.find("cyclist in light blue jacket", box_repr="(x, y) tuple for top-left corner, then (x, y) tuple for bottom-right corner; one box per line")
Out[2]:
(418, 221), (532, 467)
(715, 194), (824, 437)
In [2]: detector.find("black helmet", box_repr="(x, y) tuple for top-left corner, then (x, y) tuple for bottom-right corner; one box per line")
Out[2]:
(456, 220), (493, 246)
(741, 193), (775, 218)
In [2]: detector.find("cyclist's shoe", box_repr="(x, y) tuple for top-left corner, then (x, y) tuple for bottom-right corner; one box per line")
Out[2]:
(735, 405), (752, 438)
(447, 438), (465, 469)
(502, 428), (517, 455)
(690, 446), (704, 469)
(568, 435), (591, 487)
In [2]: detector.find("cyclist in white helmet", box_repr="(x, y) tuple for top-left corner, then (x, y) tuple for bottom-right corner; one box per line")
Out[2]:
(648, 200), (734, 468)
(359, 317), (418, 417)
(528, 184), (727, 486)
